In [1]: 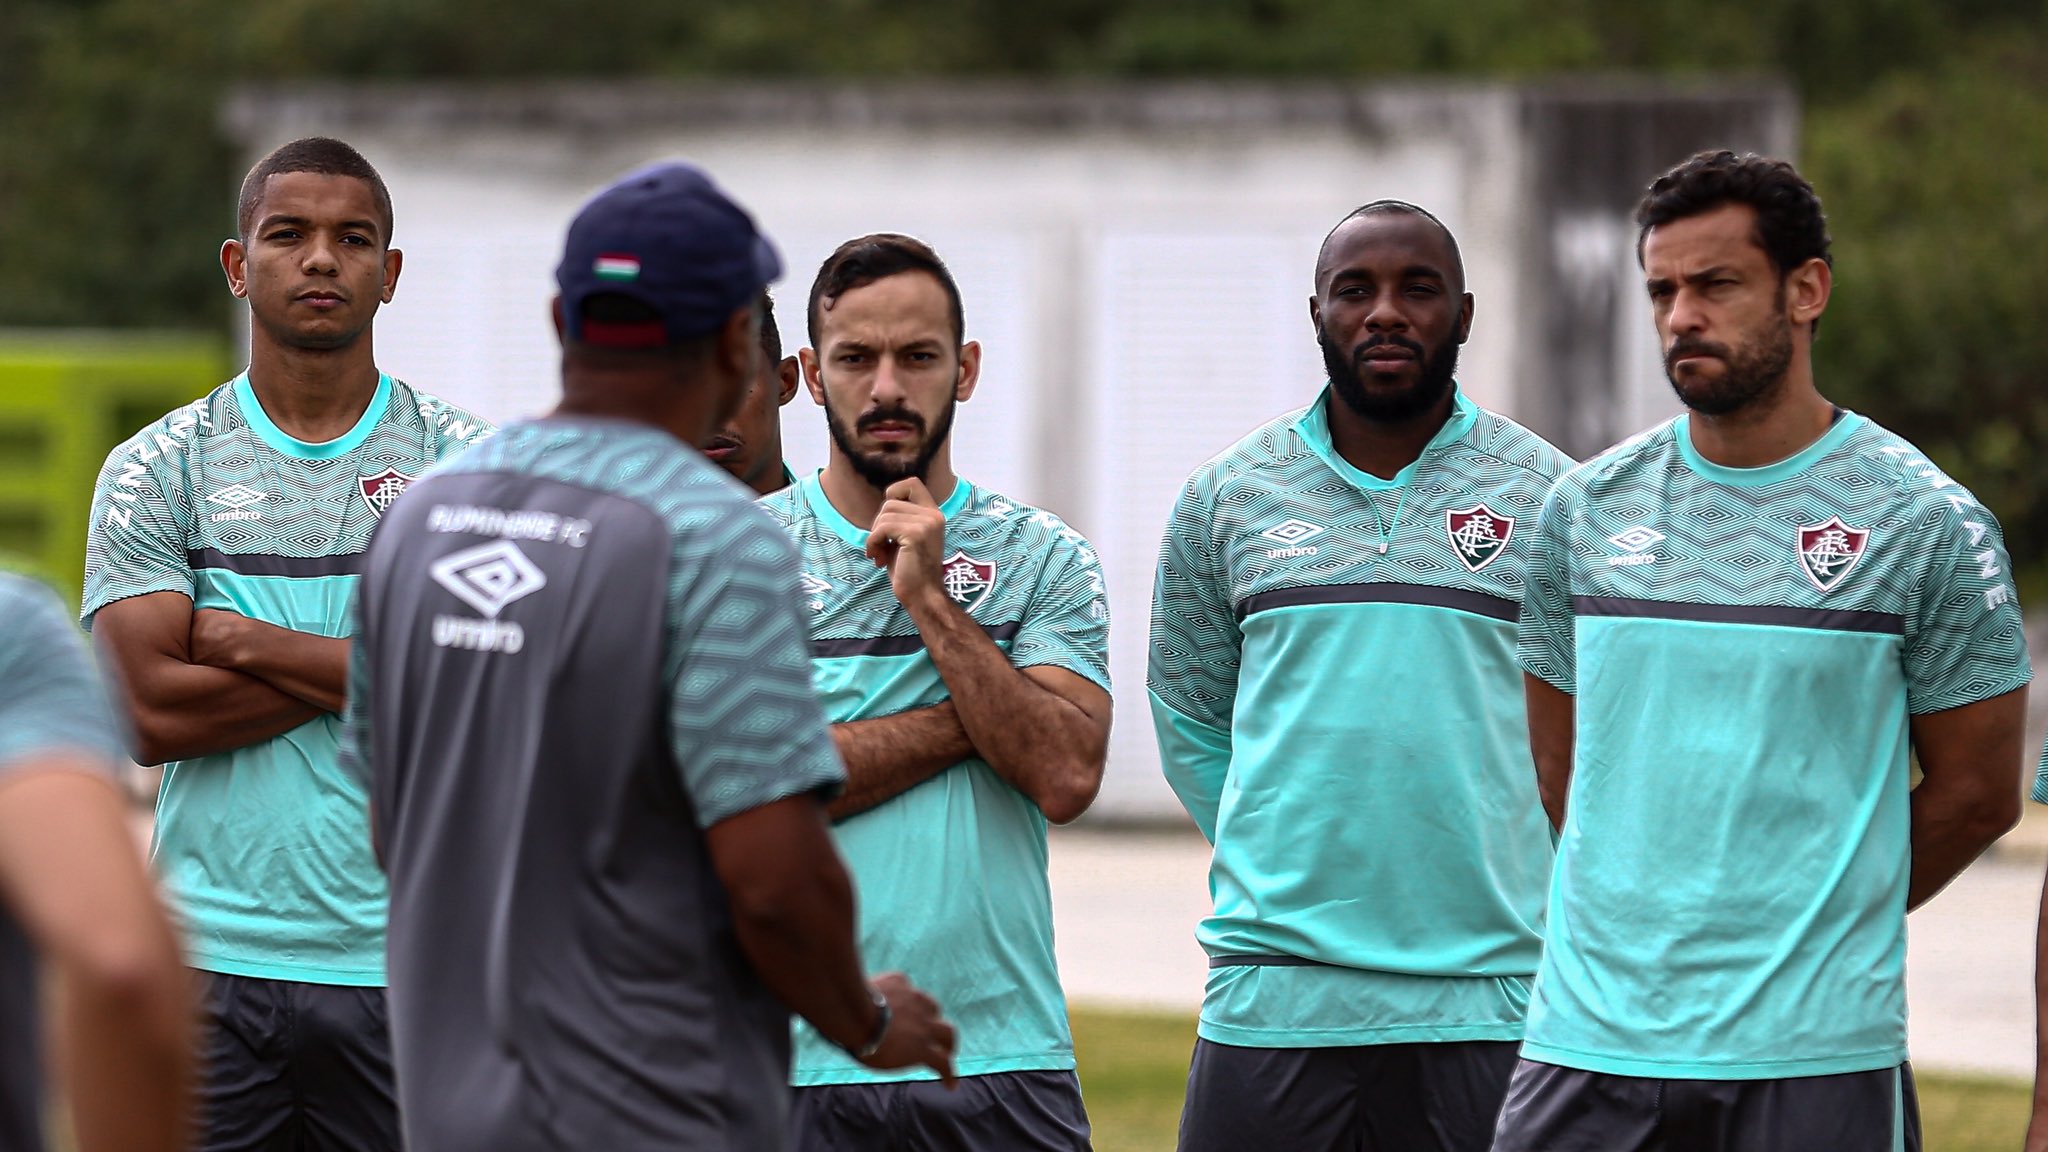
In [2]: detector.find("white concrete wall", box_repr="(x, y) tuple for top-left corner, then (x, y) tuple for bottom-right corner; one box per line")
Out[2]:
(230, 83), (1787, 820)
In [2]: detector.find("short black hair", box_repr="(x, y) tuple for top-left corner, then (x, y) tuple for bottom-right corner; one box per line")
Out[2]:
(237, 137), (395, 244)
(1635, 150), (1832, 276)
(807, 233), (965, 348)
(759, 292), (782, 363)
(1318, 200), (1466, 292)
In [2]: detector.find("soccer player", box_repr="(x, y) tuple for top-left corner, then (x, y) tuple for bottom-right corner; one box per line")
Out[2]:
(2026, 736), (2048, 1152)
(344, 163), (955, 1152)
(81, 137), (492, 1151)
(769, 233), (1112, 1151)
(0, 572), (194, 1152)
(705, 292), (802, 495)
(1149, 201), (1572, 1152)
(1496, 150), (2030, 1152)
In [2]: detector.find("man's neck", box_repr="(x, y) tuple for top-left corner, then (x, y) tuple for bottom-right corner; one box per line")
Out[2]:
(818, 452), (959, 529)
(1326, 390), (1455, 481)
(1685, 366), (1834, 469)
(245, 336), (384, 445)
(552, 369), (717, 449)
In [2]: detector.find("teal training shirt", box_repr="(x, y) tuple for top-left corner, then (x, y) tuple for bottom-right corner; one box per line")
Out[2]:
(2032, 734), (2048, 803)
(81, 373), (492, 985)
(1149, 386), (1572, 1047)
(762, 473), (1111, 1086)
(1519, 412), (2031, 1080)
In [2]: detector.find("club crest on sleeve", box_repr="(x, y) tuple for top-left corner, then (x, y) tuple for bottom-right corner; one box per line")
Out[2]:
(1797, 517), (1871, 592)
(941, 552), (996, 612)
(1446, 504), (1514, 572)
(360, 469), (414, 520)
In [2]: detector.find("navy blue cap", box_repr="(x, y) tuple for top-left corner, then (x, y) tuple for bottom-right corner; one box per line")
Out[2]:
(555, 161), (782, 348)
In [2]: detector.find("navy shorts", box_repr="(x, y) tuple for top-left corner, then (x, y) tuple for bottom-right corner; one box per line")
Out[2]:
(196, 971), (399, 1152)
(1178, 1037), (1520, 1152)
(1488, 1058), (1920, 1152)
(791, 1069), (1092, 1151)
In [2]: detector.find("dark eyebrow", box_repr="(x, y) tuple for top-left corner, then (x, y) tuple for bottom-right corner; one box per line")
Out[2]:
(257, 214), (382, 240)
(1684, 265), (1739, 284)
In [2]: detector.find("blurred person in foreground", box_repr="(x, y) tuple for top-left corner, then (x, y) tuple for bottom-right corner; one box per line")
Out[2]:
(80, 136), (490, 1151)
(705, 292), (802, 495)
(343, 162), (954, 1152)
(1495, 150), (2029, 1152)
(0, 571), (193, 1152)
(2027, 732), (2048, 1151)
(769, 233), (1112, 1151)
(1150, 201), (1571, 1152)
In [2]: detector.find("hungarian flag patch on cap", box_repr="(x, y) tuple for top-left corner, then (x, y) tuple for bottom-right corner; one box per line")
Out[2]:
(593, 253), (641, 281)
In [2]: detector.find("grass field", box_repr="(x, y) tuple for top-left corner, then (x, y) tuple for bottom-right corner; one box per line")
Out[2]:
(1070, 1007), (2036, 1151)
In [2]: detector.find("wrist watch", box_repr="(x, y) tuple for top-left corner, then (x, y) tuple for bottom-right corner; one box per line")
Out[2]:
(848, 984), (892, 1061)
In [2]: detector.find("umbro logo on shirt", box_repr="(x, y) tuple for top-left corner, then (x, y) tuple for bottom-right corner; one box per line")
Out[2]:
(1606, 526), (1664, 567)
(1259, 518), (1323, 559)
(206, 483), (267, 523)
(428, 540), (547, 654)
(799, 572), (833, 612)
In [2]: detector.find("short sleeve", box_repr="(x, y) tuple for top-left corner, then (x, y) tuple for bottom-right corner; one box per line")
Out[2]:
(1903, 500), (2031, 715)
(0, 575), (124, 775)
(1146, 476), (1240, 732)
(1517, 480), (1579, 694)
(81, 440), (192, 626)
(664, 507), (843, 828)
(1008, 533), (1111, 692)
(2030, 736), (2048, 805)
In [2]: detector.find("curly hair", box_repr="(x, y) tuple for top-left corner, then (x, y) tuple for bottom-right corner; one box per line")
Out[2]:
(1635, 150), (1831, 277)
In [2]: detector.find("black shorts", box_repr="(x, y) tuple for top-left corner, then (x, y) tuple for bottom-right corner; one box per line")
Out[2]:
(791, 1070), (1092, 1152)
(197, 971), (399, 1152)
(1488, 1058), (1920, 1152)
(1178, 1037), (1520, 1152)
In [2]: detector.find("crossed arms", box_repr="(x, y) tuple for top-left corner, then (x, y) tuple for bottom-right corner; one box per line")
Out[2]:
(92, 592), (348, 765)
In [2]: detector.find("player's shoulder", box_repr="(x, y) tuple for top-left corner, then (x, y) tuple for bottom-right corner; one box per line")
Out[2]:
(96, 378), (237, 475)
(961, 483), (1099, 562)
(385, 378), (495, 449)
(1832, 416), (1991, 522)
(0, 571), (63, 626)
(1462, 405), (1575, 483)
(1547, 417), (1682, 505)
(1178, 403), (1321, 505)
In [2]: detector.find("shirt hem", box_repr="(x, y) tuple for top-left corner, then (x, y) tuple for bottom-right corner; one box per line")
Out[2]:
(1197, 1018), (1524, 1048)
(793, 1053), (1074, 1087)
(1517, 1039), (1906, 1080)
(191, 953), (386, 987)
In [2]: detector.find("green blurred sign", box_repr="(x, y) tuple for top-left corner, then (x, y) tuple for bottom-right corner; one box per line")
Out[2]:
(0, 332), (225, 605)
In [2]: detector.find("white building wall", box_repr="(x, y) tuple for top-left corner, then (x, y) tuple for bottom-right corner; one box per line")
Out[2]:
(230, 83), (1790, 819)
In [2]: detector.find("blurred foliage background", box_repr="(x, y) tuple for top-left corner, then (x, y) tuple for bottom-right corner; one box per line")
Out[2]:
(3, 0), (2045, 591)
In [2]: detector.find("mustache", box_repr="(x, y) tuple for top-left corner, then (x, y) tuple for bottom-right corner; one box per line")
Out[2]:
(1354, 334), (1426, 362)
(1666, 336), (1730, 369)
(856, 407), (927, 435)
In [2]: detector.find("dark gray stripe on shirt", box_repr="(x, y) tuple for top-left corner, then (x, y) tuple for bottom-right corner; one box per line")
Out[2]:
(1208, 954), (1333, 970)
(810, 620), (1022, 659)
(1572, 595), (1904, 635)
(187, 548), (364, 578)
(1237, 582), (1516, 623)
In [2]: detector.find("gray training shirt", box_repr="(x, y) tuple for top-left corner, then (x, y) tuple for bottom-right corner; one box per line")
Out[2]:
(343, 418), (845, 1152)
(0, 573), (126, 1152)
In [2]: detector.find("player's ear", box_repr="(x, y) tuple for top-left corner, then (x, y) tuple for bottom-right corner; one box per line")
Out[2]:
(1456, 291), (1475, 345)
(799, 347), (827, 407)
(550, 297), (566, 347)
(777, 356), (801, 406)
(381, 248), (403, 304)
(222, 239), (249, 299)
(954, 341), (981, 404)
